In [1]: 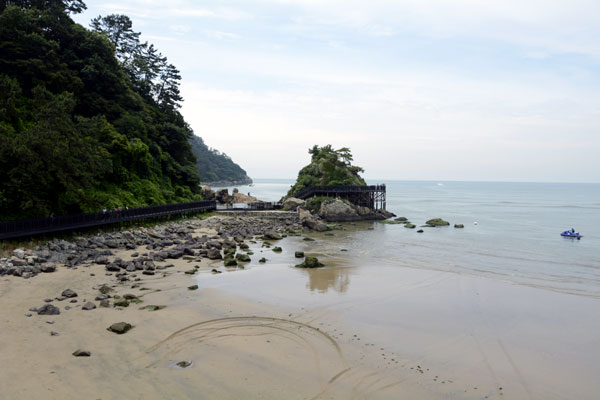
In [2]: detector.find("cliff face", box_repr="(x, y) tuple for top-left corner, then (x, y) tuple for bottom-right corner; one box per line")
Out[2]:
(287, 145), (366, 198)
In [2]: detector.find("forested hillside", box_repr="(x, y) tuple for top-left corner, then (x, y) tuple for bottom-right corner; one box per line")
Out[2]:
(189, 135), (251, 185)
(287, 145), (366, 197)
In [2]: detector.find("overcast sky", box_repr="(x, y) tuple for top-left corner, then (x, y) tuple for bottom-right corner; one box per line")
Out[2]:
(75, 1), (600, 183)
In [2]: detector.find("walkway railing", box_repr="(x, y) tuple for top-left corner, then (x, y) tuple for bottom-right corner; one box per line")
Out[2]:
(295, 185), (386, 200)
(0, 200), (216, 240)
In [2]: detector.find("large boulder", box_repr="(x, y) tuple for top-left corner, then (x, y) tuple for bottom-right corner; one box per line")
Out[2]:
(318, 199), (358, 221)
(232, 192), (258, 203)
(283, 197), (305, 211)
(302, 215), (329, 232)
(215, 189), (233, 204)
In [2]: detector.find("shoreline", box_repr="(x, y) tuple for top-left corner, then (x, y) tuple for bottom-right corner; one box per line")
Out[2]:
(1, 214), (599, 399)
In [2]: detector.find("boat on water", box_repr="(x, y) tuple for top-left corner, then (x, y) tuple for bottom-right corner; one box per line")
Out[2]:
(561, 229), (583, 239)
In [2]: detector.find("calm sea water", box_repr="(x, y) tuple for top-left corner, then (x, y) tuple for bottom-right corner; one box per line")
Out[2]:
(216, 179), (600, 298)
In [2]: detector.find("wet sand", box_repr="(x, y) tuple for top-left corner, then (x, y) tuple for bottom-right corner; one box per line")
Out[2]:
(1, 222), (599, 399)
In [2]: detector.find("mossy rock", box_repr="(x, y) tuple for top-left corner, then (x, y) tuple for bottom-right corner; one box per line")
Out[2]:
(113, 300), (129, 307)
(259, 257), (267, 263)
(235, 253), (251, 262)
(140, 305), (166, 311)
(404, 223), (416, 229)
(295, 251), (305, 258)
(224, 248), (236, 256)
(239, 243), (249, 249)
(425, 218), (450, 226)
(380, 220), (404, 224)
(394, 217), (408, 222)
(272, 247), (282, 253)
(123, 294), (138, 300)
(188, 285), (199, 290)
(295, 256), (324, 269)
(302, 237), (315, 241)
(245, 250), (254, 255)
(184, 269), (197, 275)
(417, 229), (424, 233)
(454, 224), (464, 228)
(224, 258), (238, 267)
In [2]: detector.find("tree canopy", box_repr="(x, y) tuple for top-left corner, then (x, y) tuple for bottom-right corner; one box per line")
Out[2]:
(189, 135), (251, 184)
(0, 1), (203, 220)
(287, 145), (366, 197)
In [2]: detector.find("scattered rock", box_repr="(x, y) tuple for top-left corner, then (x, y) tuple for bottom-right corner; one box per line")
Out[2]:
(258, 258), (267, 263)
(82, 302), (96, 310)
(454, 224), (464, 228)
(107, 322), (133, 334)
(37, 304), (60, 315)
(113, 300), (129, 307)
(50, 331), (59, 336)
(404, 223), (416, 229)
(61, 289), (77, 298)
(295, 251), (305, 258)
(272, 247), (282, 253)
(235, 253), (251, 262)
(40, 264), (56, 273)
(140, 305), (166, 311)
(295, 256), (324, 269)
(417, 229), (424, 233)
(176, 360), (192, 368)
(188, 285), (198, 290)
(283, 197), (305, 211)
(72, 349), (91, 357)
(425, 218), (450, 226)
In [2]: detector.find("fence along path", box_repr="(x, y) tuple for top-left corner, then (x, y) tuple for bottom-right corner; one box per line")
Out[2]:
(0, 200), (216, 240)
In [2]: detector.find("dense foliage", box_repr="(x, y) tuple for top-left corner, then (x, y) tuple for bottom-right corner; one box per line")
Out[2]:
(287, 145), (366, 197)
(0, 1), (203, 220)
(189, 135), (251, 184)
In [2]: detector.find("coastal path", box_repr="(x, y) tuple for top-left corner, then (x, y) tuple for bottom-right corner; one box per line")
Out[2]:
(0, 200), (216, 240)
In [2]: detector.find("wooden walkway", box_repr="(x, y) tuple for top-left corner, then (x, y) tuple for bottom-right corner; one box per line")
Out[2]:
(295, 185), (386, 210)
(0, 200), (216, 240)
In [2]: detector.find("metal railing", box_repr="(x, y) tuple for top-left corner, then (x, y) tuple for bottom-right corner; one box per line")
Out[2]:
(0, 200), (216, 240)
(295, 185), (386, 199)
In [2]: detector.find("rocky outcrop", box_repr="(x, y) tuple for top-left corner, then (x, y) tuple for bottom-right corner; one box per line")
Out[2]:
(283, 197), (305, 211)
(215, 189), (233, 204)
(317, 199), (395, 222)
(425, 218), (450, 227)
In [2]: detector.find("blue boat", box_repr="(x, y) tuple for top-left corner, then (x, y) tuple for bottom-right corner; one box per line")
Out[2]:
(561, 229), (582, 239)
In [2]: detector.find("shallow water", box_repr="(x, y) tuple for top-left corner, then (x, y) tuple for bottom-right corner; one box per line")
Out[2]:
(199, 179), (600, 398)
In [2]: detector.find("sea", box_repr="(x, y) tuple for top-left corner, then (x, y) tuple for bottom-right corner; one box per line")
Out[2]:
(212, 178), (600, 299)
(197, 179), (600, 398)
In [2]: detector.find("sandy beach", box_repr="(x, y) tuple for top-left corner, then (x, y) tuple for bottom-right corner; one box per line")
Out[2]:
(1, 215), (599, 399)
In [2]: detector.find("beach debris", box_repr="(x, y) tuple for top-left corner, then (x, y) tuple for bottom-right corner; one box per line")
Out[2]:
(107, 322), (133, 334)
(72, 349), (91, 357)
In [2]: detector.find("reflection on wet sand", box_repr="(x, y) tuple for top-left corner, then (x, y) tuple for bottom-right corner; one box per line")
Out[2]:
(303, 266), (352, 293)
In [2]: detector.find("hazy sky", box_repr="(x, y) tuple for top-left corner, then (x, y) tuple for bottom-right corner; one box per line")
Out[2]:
(75, 1), (600, 182)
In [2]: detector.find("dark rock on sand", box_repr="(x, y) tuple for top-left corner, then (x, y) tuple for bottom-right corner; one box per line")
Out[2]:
(188, 285), (199, 290)
(235, 253), (251, 262)
(272, 247), (282, 253)
(82, 302), (96, 310)
(37, 304), (60, 315)
(61, 289), (77, 298)
(404, 223), (416, 229)
(40, 264), (56, 273)
(295, 251), (305, 258)
(107, 322), (133, 334)
(176, 360), (193, 368)
(72, 350), (91, 357)
(454, 224), (464, 228)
